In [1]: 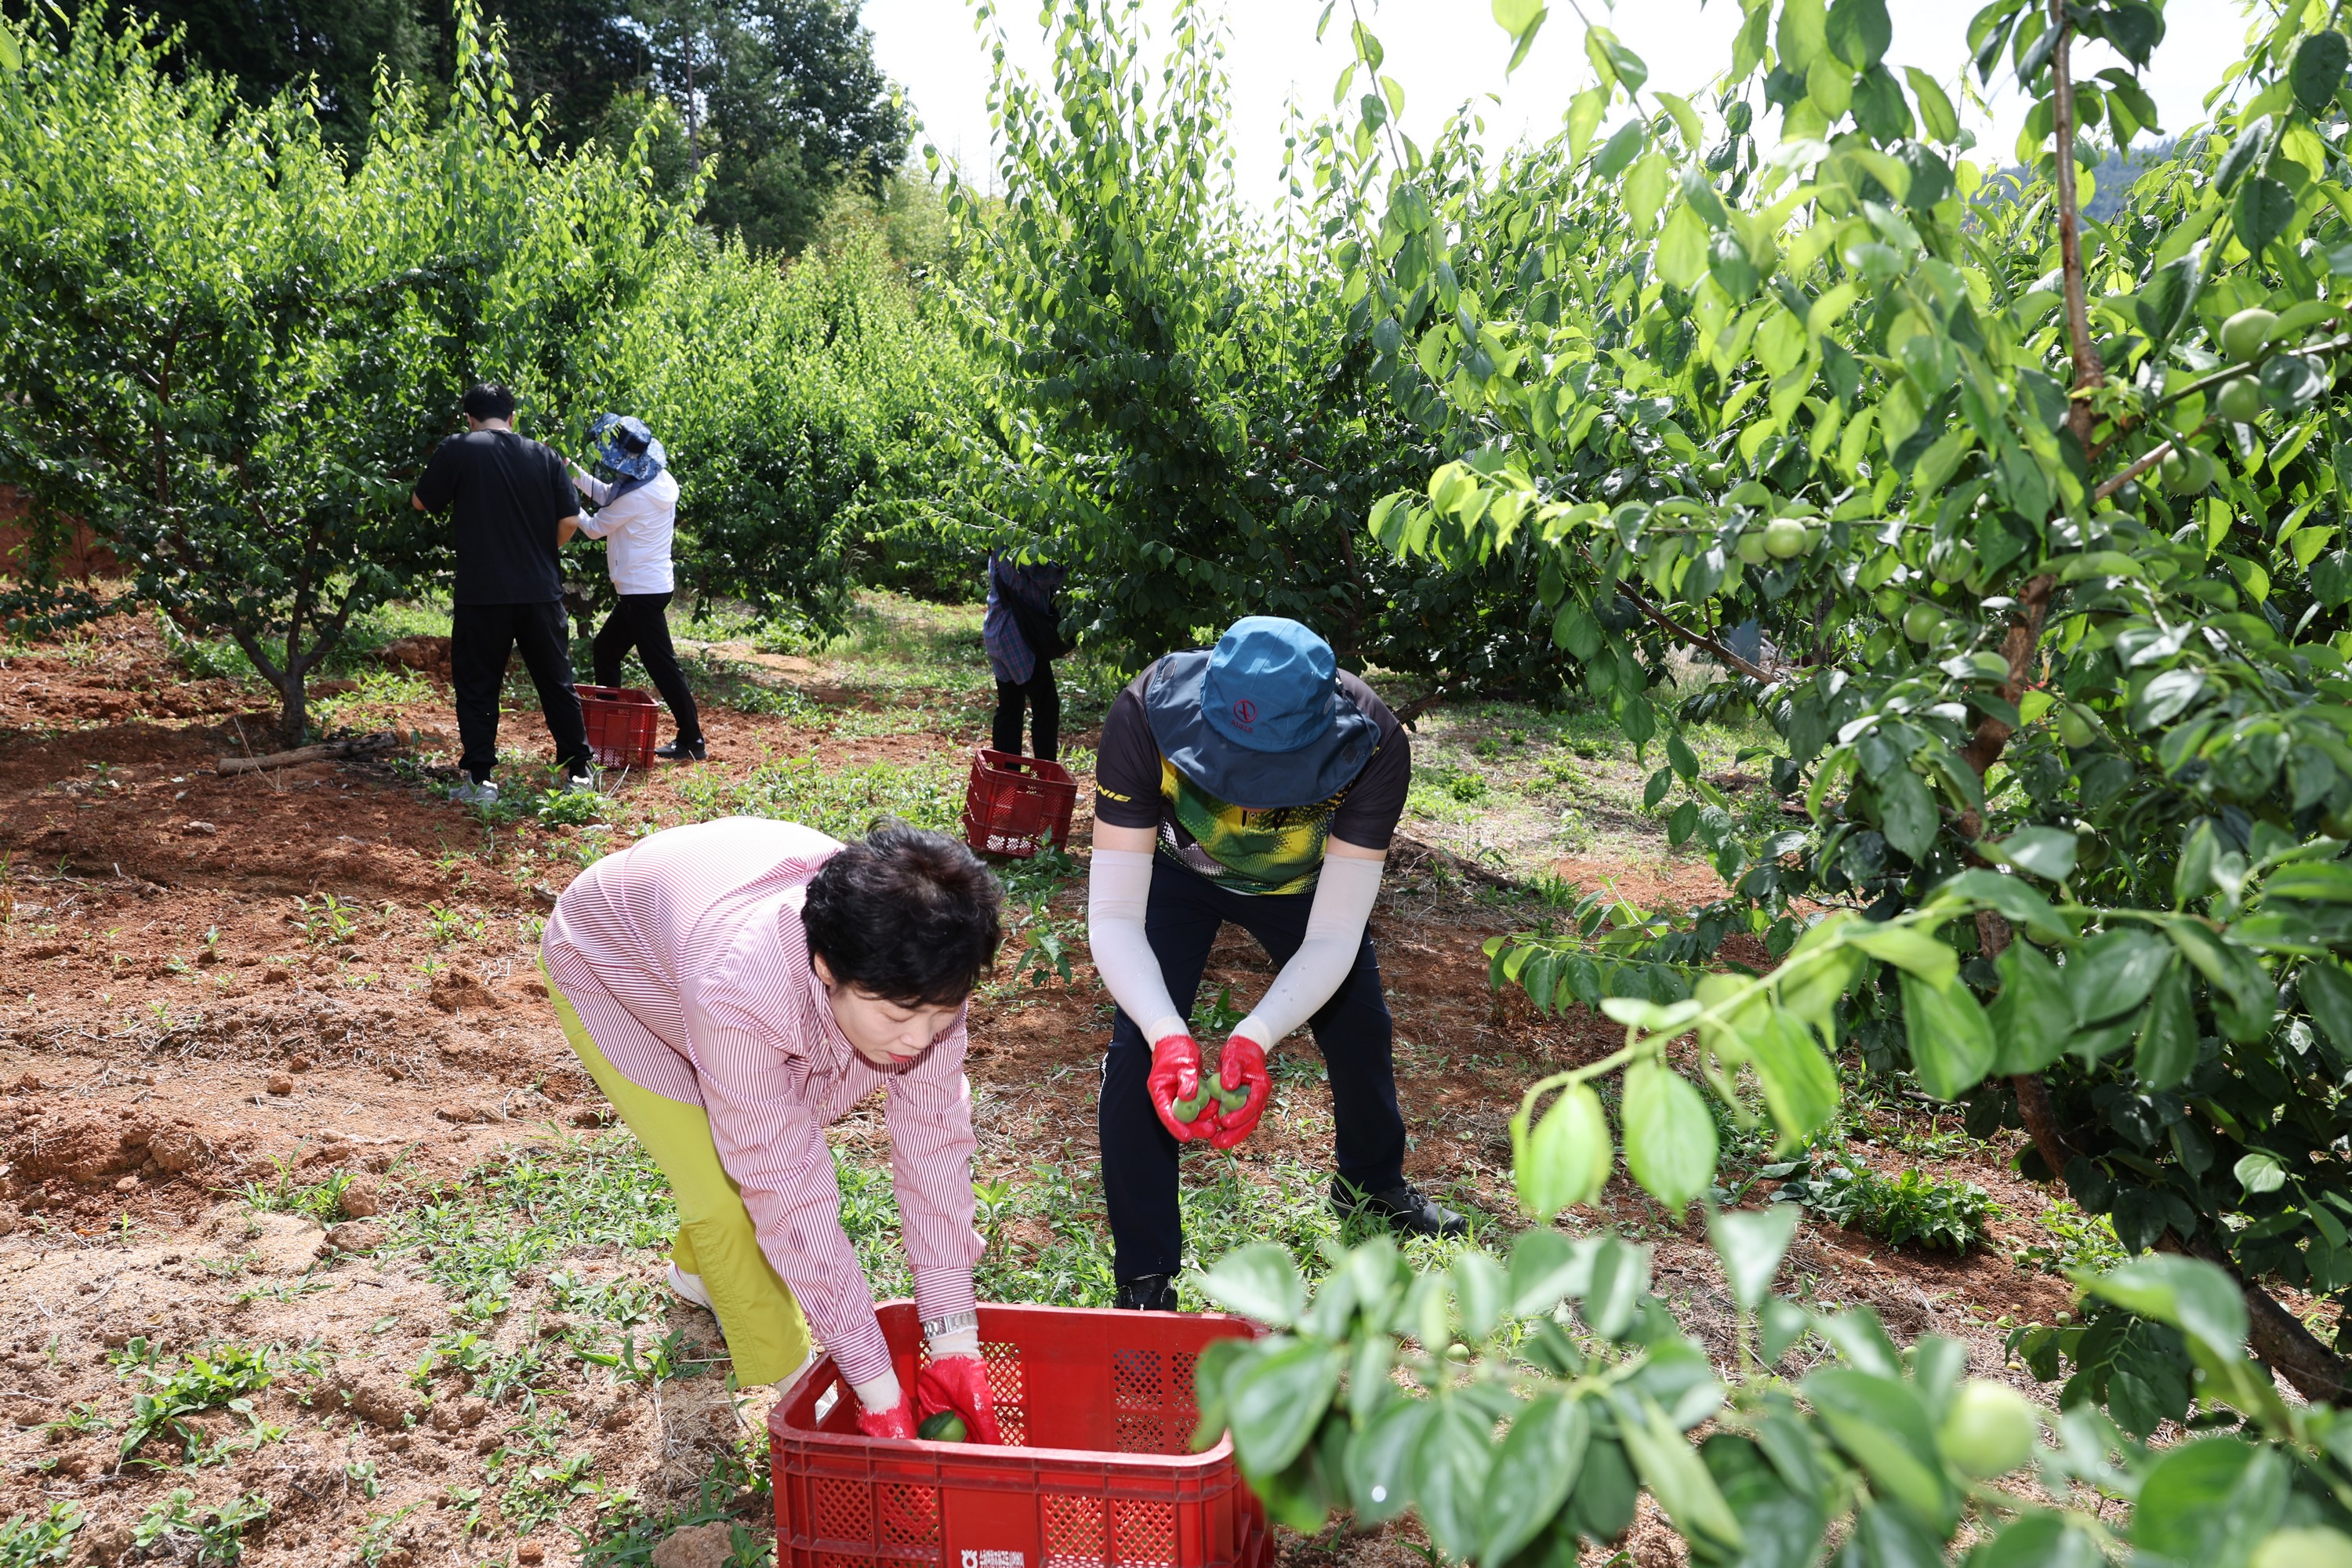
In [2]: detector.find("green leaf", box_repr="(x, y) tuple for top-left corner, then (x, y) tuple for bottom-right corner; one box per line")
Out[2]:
(1584, 26), (1648, 93)
(1986, 825), (2078, 884)
(2077, 1255), (2249, 1362)
(1760, 1298), (1813, 1364)
(1657, 201), (1710, 290)
(2236, 176), (2296, 261)
(1904, 66), (1959, 143)
(2070, 929), (2170, 1025)
(2292, 30), (2350, 115)
(1414, 1398), (1497, 1559)
(1592, 120), (1648, 180)
(1506, 1228), (1594, 1318)
(1624, 151), (1671, 233)
(2216, 115), (2273, 198)
(1824, 0), (1891, 69)
(2234, 1152), (2286, 1195)
(1344, 1397), (1431, 1525)
(1196, 1243), (1307, 1326)
(1226, 1341), (1341, 1475)
(2130, 1442), (2288, 1564)
(1616, 1396), (1744, 1550)
(1512, 1083), (1613, 1220)
(2300, 960), (2352, 1056)
(1801, 1368), (1955, 1531)
(1878, 765), (1939, 861)
(1901, 971), (1997, 1100)
(1990, 939), (2072, 1075)
(1846, 923), (1958, 985)
(2132, 957), (2198, 1090)
(1665, 731), (1698, 781)
(1581, 1239), (1650, 1341)
(1709, 1205), (1801, 1311)
(1479, 1393), (1588, 1564)
(1621, 1060), (1718, 1210)
(2167, 924), (2274, 1044)
(0, 28), (20, 72)
(2133, 668), (2209, 730)
(1566, 86), (1606, 165)
(1653, 90), (1702, 152)
(1973, 1514), (2106, 1568)
(1744, 1012), (1842, 1145)
(1451, 1251), (1507, 1342)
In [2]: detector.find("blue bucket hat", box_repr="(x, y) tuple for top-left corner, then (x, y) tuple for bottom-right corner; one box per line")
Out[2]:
(1142, 617), (1377, 811)
(589, 414), (666, 481)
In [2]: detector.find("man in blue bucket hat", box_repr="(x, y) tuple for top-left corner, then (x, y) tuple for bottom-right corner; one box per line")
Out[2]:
(561, 414), (704, 761)
(1087, 616), (1465, 1311)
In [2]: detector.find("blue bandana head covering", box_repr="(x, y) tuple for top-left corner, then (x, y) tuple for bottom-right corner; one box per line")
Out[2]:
(1140, 617), (1377, 811)
(588, 414), (666, 498)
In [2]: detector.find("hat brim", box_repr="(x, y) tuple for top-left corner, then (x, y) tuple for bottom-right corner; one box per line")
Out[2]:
(597, 434), (666, 480)
(1142, 652), (1377, 811)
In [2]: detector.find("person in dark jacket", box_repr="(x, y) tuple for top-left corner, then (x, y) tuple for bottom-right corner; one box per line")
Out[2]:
(409, 383), (591, 806)
(983, 551), (1068, 760)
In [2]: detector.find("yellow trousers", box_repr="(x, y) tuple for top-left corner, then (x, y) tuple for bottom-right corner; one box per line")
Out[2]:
(544, 969), (813, 1385)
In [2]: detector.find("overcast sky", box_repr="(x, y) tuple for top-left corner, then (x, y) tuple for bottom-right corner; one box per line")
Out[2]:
(862, 0), (2254, 201)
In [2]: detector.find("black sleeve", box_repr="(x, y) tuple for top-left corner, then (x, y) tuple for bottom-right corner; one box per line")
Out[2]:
(1330, 692), (1410, 851)
(543, 445), (576, 522)
(412, 439), (459, 512)
(1092, 683), (1164, 830)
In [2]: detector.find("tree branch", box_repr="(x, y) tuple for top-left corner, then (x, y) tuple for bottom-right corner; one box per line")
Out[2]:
(1613, 583), (1772, 682)
(2050, 1), (2105, 448)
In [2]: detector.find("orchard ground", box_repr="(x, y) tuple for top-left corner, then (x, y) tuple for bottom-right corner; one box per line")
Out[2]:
(0, 593), (2172, 1566)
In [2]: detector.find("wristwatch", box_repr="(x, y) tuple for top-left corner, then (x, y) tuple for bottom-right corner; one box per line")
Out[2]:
(922, 1309), (978, 1341)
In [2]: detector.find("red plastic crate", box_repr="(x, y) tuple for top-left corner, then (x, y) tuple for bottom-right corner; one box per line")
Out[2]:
(771, 1302), (1268, 1568)
(578, 684), (658, 770)
(962, 749), (1077, 859)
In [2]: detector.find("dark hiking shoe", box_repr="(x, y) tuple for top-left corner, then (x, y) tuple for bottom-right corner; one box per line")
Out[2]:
(655, 737), (707, 761)
(1331, 1178), (1469, 1238)
(1113, 1274), (1178, 1312)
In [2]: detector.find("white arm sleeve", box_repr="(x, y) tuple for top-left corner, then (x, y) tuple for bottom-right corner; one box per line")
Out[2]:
(1235, 853), (1385, 1047)
(1087, 848), (1187, 1043)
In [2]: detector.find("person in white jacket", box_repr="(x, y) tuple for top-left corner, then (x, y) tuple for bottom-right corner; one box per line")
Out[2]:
(562, 415), (705, 760)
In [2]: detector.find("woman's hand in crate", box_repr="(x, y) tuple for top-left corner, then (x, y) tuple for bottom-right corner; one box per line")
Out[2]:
(853, 1388), (920, 1440)
(917, 1356), (1004, 1444)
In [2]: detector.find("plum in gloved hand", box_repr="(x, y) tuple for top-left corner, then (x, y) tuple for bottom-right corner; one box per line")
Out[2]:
(917, 1356), (1004, 1444)
(1145, 1033), (1209, 1142)
(1205, 1033), (1270, 1151)
(854, 1391), (918, 1440)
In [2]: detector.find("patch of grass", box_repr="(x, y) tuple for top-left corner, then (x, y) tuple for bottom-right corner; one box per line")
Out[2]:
(578, 1425), (773, 1567)
(660, 750), (962, 839)
(240, 1158), (356, 1222)
(130, 1490), (269, 1566)
(1769, 1153), (1998, 1253)
(111, 1338), (306, 1467)
(312, 666), (434, 732)
(379, 1134), (677, 1316)
(2020, 1198), (2128, 1276)
(0, 1504), (82, 1567)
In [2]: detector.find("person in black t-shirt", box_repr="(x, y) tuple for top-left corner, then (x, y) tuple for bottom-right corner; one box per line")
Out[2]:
(410, 383), (593, 806)
(1085, 616), (1464, 1312)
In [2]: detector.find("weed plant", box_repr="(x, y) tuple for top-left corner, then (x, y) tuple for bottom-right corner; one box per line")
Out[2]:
(0, 1504), (82, 1566)
(1767, 1152), (1998, 1253)
(129, 1490), (268, 1565)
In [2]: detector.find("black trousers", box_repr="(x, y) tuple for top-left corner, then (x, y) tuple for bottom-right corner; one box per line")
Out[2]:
(593, 591), (700, 742)
(1098, 862), (1404, 1283)
(993, 664), (1059, 760)
(452, 600), (590, 782)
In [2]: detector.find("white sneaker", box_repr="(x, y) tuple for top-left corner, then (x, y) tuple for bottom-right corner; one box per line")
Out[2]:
(668, 1263), (714, 1312)
(452, 778), (499, 807)
(561, 770), (599, 795)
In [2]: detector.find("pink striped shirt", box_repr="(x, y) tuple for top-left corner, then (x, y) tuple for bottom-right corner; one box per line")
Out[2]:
(540, 817), (981, 1385)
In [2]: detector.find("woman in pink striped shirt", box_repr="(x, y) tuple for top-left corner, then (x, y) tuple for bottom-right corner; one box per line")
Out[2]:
(541, 816), (1005, 1440)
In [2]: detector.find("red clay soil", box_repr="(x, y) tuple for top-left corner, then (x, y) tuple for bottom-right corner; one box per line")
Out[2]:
(0, 615), (2096, 1566)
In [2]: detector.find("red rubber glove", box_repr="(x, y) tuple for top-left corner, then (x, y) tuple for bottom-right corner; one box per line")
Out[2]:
(1146, 1033), (1207, 1142)
(917, 1355), (1004, 1445)
(1205, 1033), (1270, 1152)
(854, 1389), (917, 1440)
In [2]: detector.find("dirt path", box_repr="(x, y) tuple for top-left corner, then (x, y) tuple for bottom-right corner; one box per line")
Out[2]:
(0, 608), (2092, 1567)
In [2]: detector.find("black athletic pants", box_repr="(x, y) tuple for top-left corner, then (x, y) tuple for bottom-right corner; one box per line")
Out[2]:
(593, 591), (700, 743)
(1098, 862), (1404, 1284)
(452, 600), (590, 783)
(992, 664), (1059, 760)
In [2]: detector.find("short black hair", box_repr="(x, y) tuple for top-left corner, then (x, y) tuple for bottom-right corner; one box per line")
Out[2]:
(802, 821), (1003, 1007)
(462, 383), (517, 422)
